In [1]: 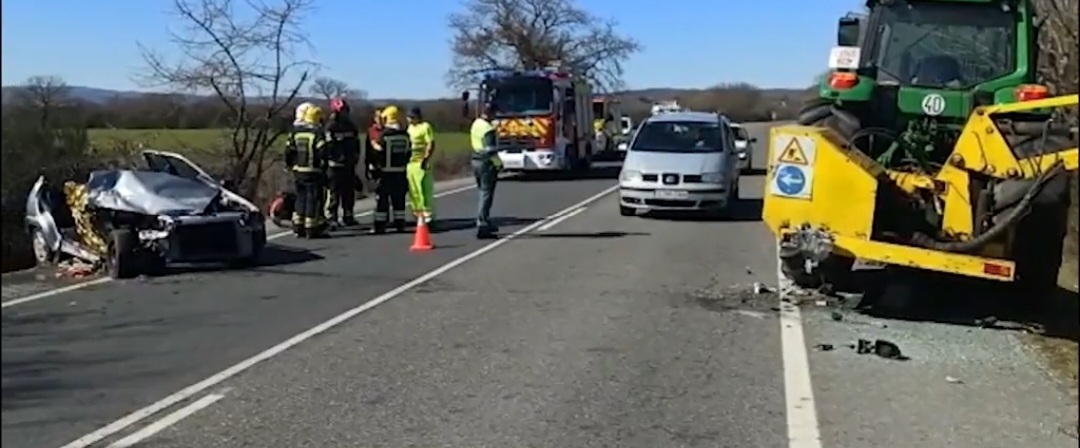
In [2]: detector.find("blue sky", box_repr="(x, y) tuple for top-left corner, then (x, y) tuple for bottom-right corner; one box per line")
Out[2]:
(2, 0), (859, 99)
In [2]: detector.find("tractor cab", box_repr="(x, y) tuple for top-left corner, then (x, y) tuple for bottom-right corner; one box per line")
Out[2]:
(811, 0), (1047, 169)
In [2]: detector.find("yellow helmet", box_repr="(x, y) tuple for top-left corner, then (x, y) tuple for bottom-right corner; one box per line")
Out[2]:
(381, 105), (400, 123)
(296, 102), (322, 125)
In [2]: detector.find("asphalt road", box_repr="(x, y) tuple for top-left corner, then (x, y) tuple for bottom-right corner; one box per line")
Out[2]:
(3, 122), (1076, 448)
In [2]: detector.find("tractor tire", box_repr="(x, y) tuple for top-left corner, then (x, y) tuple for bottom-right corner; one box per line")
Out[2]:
(1010, 192), (1069, 302)
(797, 98), (834, 126)
(993, 135), (1073, 212)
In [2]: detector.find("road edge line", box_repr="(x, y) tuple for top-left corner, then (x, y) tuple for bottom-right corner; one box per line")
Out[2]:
(777, 242), (824, 448)
(105, 392), (227, 448)
(58, 184), (618, 448)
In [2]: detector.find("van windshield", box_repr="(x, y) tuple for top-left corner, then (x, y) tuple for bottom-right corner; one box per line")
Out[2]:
(631, 121), (723, 153)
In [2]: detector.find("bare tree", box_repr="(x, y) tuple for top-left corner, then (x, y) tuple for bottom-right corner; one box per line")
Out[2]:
(14, 75), (70, 125)
(446, 0), (641, 92)
(136, 0), (317, 198)
(308, 76), (366, 101)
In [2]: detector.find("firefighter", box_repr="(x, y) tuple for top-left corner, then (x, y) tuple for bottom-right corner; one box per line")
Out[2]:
(470, 102), (503, 239)
(285, 102), (330, 238)
(323, 97), (361, 227)
(367, 105), (411, 234)
(405, 107), (437, 229)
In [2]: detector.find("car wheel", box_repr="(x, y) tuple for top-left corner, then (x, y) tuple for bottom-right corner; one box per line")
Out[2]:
(619, 205), (635, 217)
(107, 228), (141, 279)
(30, 228), (59, 265)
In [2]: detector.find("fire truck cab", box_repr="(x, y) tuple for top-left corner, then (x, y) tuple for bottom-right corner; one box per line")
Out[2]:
(472, 69), (595, 173)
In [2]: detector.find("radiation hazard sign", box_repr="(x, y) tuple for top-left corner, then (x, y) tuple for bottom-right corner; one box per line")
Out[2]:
(772, 135), (816, 166)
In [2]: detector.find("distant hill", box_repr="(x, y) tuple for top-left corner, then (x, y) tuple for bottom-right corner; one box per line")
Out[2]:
(2, 84), (808, 106)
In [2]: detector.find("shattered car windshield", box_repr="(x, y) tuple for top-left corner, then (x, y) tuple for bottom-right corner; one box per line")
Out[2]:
(632, 121), (724, 153)
(872, 2), (1015, 88)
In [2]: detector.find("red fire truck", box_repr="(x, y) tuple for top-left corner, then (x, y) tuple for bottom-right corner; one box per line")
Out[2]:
(467, 68), (596, 173)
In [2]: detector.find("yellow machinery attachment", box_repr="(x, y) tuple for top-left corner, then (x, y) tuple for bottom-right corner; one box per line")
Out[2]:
(762, 94), (1078, 284)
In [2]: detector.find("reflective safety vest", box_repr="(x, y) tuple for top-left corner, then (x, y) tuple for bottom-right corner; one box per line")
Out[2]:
(286, 126), (326, 173)
(379, 131), (411, 172)
(470, 118), (502, 169)
(407, 122), (434, 164)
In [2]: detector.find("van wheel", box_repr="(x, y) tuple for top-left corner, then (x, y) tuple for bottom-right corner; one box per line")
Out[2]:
(30, 228), (59, 265)
(107, 228), (141, 279)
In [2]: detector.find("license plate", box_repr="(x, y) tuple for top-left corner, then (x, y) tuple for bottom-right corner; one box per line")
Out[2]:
(656, 190), (689, 199)
(852, 259), (887, 270)
(501, 158), (523, 168)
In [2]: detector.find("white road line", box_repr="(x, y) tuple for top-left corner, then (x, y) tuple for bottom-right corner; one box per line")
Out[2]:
(777, 243), (823, 448)
(105, 392), (226, 448)
(536, 207), (585, 231)
(1, 278), (112, 309)
(58, 184), (619, 448)
(1, 184), (478, 309)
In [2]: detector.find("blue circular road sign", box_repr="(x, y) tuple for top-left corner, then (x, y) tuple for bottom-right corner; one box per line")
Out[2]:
(775, 165), (806, 196)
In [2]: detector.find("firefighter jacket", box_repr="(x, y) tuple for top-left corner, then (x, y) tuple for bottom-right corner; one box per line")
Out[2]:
(325, 117), (361, 167)
(368, 127), (411, 174)
(285, 124), (328, 173)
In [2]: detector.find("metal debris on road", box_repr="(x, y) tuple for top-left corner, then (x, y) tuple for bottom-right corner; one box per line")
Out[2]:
(945, 375), (964, 384)
(753, 282), (771, 294)
(850, 338), (907, 360)
(814, 343), (835, 351)
(830, 311), (844, 321)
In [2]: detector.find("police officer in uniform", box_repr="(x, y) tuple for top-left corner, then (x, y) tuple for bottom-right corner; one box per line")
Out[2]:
(367, 105), (411, 234)
(470, 102), (503, 239)
(324, 97), (361, 227)
(285, 102), (330, 238)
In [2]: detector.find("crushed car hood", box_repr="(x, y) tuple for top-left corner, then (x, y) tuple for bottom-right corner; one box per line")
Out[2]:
(85, 170), (221, 215)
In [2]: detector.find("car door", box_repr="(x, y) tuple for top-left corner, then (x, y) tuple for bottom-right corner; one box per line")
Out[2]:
(140, 150), (259, 213)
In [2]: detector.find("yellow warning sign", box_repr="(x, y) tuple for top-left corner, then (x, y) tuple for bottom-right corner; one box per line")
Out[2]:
(778, 138), (809, 165)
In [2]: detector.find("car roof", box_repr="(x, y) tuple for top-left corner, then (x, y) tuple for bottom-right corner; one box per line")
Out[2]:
(645, 111), (722, 124)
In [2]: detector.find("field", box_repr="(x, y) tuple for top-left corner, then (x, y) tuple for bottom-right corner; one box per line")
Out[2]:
(88, 128), (471, 159)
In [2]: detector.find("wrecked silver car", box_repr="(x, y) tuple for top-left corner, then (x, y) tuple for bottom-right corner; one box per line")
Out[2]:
(25, 150), (267, 279)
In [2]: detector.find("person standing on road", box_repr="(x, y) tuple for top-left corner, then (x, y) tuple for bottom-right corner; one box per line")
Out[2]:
(285, 102), (330, 238)
(366, 105), (411, 234)
(406, 107), (437, 230)
(470, 102), (503, 239)
(363, 108), (384, 195)
(323, 97), (361, 227)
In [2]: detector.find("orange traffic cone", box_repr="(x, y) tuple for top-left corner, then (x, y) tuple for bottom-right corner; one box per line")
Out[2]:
(409, 217), (434, 252)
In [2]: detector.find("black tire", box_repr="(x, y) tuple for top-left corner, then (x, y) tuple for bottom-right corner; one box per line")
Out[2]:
(993, 135), (1073, 211)
(781, 255), (854, 290)
(797, 98), (834, 125)
(1011, 199), (1068, 301)
(107, 228), (141, 279)
(619, 205), (635, 217)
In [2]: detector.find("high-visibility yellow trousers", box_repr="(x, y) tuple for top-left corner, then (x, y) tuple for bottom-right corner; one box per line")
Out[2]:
(406, 160), (435, 221)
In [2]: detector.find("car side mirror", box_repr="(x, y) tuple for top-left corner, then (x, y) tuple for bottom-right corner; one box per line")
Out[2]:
(750, 137), (758, 143)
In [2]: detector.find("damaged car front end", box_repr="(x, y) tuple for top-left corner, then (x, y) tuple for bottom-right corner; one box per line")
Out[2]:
(25, 150), (267, 279)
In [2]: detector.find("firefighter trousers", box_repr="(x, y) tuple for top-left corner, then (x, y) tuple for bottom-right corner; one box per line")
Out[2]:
(406, 161), (435, 222)
(292, 170), (328, 236)
(373, 171), (408, 231)
(324, 165), (356, 222)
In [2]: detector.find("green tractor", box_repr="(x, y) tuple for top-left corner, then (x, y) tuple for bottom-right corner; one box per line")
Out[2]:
(799, 0), (1064, 167)
(798, 0), (1075, 298)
